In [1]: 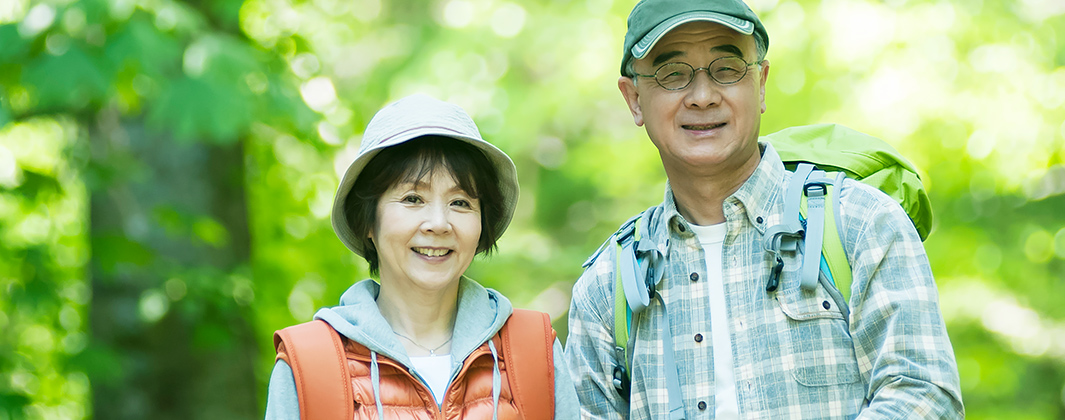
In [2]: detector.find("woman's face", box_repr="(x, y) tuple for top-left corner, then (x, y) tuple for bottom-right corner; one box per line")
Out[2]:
(370, 169), (482, 292)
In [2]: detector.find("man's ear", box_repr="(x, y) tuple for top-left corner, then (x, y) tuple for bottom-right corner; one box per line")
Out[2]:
(618, 76), (644, 127)
(758, 60), (770, 114)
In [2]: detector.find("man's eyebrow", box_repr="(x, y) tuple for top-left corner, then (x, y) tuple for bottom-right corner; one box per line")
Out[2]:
(711, 44), (745, 58)
(651, 51), (685, 67)
(650, 44), (747, 67)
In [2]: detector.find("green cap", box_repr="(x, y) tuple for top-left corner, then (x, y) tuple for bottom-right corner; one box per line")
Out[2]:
(621, 0), (769, 76)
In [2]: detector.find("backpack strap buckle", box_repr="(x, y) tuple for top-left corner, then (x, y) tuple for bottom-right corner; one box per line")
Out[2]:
(612, 364), (630, 400)
(763, 164), (817, 292)
(804, 182), (826, 197)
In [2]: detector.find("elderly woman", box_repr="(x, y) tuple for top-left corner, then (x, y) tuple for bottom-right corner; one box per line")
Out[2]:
(264, 94), (577, 419)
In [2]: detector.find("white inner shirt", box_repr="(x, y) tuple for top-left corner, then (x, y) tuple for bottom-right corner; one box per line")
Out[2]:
(410, 354), (453, 406)
(689, 222), (739, 419)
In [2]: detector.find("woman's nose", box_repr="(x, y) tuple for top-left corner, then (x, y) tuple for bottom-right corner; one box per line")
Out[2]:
(421, 204), (452, 234)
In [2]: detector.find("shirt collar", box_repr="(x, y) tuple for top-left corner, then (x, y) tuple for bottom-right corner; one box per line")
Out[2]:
(730, 141), (785, 235)
(651, 141), (785, 239)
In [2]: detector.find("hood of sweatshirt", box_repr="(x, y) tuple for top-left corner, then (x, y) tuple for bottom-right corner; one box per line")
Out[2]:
(313, 276), (513, 372)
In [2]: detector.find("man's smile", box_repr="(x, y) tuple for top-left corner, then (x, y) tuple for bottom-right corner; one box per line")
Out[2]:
(682, 122), (726, 131)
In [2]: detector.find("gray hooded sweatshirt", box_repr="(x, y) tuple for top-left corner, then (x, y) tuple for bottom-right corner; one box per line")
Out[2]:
(264, 277), (579, 419)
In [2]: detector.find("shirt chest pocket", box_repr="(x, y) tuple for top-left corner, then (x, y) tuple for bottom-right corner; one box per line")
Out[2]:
(775, 280), (861, 387)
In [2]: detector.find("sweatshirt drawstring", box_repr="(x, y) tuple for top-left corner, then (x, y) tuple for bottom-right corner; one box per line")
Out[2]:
(371, 351), (385, 418)
(487, 339), (501, 420)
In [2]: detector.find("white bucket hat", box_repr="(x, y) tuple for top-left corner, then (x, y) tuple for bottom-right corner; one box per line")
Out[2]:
(331, 94), (520, 257)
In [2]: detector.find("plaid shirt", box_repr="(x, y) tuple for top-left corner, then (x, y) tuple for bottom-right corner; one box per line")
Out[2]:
(565, 142), (963, 419)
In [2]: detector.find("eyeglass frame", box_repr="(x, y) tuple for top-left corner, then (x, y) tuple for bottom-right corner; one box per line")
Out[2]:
(631, 56), (764, 91)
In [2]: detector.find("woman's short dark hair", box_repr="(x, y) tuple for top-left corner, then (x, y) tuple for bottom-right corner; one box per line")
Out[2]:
(343, 136), (506, 276)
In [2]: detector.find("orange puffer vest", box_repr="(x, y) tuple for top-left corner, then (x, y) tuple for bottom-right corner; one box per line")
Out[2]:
(274, 310), (556, 419)
(342, 336), (518, 419)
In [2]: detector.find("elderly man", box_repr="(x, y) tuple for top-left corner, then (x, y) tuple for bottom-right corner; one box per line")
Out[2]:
(564, 0), (964, 418)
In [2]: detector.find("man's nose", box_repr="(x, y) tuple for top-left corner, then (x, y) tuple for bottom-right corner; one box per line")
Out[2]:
(684, 70), (722, 109)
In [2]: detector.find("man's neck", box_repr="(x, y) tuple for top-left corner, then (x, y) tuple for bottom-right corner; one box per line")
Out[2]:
(667, 148), (761, 226)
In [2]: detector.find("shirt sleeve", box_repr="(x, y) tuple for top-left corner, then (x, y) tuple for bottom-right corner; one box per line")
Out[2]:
(264, 359), (300, 420)
(553, 337), (581, 419)
(565, 252), (629, 419)
(843, 186), (964, 419)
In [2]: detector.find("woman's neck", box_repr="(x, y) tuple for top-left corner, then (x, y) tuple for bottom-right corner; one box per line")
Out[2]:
(376, 279), (459, 354)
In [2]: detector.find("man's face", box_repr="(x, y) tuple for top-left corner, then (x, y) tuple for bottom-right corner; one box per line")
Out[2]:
(619, 21), (769, 179)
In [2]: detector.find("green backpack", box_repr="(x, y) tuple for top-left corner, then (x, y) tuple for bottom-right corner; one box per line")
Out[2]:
(602, 124), (932, 410)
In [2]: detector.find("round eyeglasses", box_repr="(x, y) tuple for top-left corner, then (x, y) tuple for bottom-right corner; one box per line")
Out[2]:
(633, 56), (761, 90)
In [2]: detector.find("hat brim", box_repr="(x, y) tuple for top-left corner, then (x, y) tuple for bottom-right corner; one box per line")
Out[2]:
(330, 128), (519, 258)
(631, 11), (755, 60)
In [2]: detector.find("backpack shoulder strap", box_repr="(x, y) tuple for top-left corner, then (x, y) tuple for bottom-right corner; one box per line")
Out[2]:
(799, 170), (852, 317)
(823, 172), (852, 301)
(613, 213), (642, 351)
(798, 168), (836, 292)
(273, 320), (354, 420)
(612, 204), (665, 349)
(610, 205), (669, 399)
(500, 309), (556, 420)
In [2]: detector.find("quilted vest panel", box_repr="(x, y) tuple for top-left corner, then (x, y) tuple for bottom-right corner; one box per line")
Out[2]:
(344, 338), (521, 419)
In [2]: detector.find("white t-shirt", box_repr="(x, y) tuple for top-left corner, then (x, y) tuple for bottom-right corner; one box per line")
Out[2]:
(410, 354), (453, 406)
(689, 222), (739, 419)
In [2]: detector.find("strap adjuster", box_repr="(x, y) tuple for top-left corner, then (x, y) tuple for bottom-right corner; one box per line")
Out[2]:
(804, 183), (827, 197)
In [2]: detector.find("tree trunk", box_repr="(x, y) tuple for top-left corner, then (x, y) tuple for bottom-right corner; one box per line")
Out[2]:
(87, 112), (258, 419)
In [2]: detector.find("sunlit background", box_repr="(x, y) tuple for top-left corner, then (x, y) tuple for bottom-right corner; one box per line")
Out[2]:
(1, 0), (1063, 418)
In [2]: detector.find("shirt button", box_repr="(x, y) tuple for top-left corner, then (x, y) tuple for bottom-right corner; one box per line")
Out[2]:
(823, 300), (831, 310)
(678, 224), (686, 232)
(756, 216), (764, 224)
(690, 272), (699, 282)
(698, 401), (707, 410)
(694, 333), (703, 343)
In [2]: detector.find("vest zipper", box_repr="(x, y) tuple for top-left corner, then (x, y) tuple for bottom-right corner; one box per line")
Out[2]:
(349, 343), (497, 419)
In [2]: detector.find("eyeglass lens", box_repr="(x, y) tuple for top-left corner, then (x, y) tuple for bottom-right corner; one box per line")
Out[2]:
(654, 57), (750, 90)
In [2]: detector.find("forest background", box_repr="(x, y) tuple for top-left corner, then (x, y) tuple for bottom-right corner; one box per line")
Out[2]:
(1, 0), (1063, 418)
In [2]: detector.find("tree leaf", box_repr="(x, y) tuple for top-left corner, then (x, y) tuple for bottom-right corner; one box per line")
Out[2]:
(104, 16), (183, 78)
(147, 77), (250, 144)
(0, 24), (30, 63)
(21, 45), (111, 112)
(5, 170), (63, 201)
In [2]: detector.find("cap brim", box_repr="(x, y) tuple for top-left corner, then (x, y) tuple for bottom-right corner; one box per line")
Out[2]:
(632, 11), (755, 60)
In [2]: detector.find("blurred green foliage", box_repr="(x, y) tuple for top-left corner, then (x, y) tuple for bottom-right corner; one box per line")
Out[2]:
(1, 0), (1064, 418)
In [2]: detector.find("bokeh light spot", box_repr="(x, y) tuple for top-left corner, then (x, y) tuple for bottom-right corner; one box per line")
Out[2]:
(165, 278), (187, 301)
(533, 136), (567, 169)
(442, 0), (474, 28)
(1054, 228), (1065, 259)
(0, 144), (21, 188)
(965, 130), (994, 161)
(491, 3), (526, 38)
(0, 0), (28, 24)
(1024, 229), (1054, 263)
(183, 42), (208, 77)
(138, 289), (169, 323)
(300, 77), (338, 112)
(17, 4), (54, 37)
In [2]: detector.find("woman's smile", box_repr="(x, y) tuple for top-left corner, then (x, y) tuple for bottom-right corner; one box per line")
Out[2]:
(412, 247), (452, 258)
